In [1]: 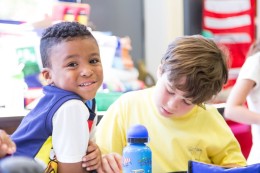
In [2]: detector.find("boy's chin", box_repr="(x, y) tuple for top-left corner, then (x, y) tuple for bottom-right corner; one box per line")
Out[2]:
(161, 113), (182, 118)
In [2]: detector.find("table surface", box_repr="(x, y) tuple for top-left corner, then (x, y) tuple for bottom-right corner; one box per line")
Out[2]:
(0, 108), (105, 134)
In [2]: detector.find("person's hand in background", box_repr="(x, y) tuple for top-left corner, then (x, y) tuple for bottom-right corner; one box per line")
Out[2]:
(0, 130), (16, 158)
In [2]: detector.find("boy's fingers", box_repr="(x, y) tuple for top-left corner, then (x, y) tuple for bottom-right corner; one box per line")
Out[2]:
(83, 150), (97, 162)
(114, 154), (123, 170)
(101, 158), (113, 173)
(83, 157), (100, 171)
(101, 154), (122, 173)
(86, 160), (100, 171)
(84, 156), (98, 167)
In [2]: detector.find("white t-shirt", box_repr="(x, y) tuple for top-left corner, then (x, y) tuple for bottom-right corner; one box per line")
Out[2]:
(238, 52), (260, 164)
(52, 99), (96, 163)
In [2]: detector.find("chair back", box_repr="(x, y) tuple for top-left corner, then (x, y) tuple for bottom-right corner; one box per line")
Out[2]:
(188, 160), (260, 173)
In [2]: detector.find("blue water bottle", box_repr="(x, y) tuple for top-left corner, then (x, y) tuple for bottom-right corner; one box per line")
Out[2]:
(122, 124), (152, 173)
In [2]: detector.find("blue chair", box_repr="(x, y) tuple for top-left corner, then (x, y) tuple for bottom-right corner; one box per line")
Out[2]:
(188, 160), (260, 173)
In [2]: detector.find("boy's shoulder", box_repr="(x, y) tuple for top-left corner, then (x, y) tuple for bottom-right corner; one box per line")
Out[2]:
(201, 104), (225, 122)
(204, 104), (221, 115)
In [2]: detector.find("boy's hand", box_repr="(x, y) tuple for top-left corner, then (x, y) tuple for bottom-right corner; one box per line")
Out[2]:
(100, 153), (122, 173)
(0, 130), (16, 158)
(82, 140), (101, 171)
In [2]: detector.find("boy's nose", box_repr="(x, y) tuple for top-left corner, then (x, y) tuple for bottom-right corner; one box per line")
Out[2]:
(80, 68), (93, 77)
(167, 96), (180, 110)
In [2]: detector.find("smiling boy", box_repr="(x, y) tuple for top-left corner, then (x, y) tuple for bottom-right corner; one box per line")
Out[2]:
(12, 22), (103, 173)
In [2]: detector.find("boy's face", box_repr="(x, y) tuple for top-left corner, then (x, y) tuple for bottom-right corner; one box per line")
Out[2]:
(42, 38), (103, 101)
(154, 72), (195, 118)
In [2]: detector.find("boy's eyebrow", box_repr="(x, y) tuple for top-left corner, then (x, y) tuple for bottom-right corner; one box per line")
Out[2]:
(184, 98), (193, 103)
(64, 52), (100, 60)
(64, 54), (80, 60)
(167, 82), (192, 101)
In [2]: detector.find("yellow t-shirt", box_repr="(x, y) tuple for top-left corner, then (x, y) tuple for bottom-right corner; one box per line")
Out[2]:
(96, 87), (246, 172)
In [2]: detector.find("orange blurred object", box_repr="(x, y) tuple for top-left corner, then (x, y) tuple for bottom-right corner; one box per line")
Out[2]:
(52, 2), (90, 26)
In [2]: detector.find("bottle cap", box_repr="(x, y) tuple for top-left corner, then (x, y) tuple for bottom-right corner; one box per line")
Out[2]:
(127, 124), (149, 143)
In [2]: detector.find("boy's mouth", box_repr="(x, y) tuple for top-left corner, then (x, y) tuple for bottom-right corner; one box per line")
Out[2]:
(161, 106), (173, 115)
(79, 81), (95, 87)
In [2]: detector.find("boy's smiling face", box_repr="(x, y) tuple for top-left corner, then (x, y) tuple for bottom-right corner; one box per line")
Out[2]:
(42, 37), (103, 101)
(154, 71), (195, 118)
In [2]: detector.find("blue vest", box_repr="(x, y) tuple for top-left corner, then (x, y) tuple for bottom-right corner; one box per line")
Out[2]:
(11, 85), (96, 157)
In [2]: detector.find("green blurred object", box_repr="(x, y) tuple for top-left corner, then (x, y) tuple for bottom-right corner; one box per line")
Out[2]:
(201, 30), (214, 38)
(96, 92), (122, 111)
(16, 47), (40, 77)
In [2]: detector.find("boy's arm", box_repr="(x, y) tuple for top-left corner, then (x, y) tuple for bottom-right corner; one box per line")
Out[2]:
(53, 101), (92, 173)
(0, 130), (16, 157)
(58, 162), (89, 173)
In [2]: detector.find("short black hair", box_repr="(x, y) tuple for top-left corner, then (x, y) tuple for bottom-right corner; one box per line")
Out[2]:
(40, 21), (95, 68)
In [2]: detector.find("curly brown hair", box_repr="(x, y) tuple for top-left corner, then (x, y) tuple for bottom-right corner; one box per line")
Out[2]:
(40, 21), (95, 68)
(161, 35), (229, 106)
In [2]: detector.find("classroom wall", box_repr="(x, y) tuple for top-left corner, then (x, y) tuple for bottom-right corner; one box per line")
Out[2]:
(144, 0), (184, 79)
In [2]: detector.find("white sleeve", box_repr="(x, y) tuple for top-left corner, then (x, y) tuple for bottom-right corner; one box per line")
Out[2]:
(238, 52), (260, 87)
(52, 100), (90, 163)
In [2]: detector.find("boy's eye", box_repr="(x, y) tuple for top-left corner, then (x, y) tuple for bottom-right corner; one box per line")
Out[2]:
(67, 62), (78, 67)
(183, 99), (192, 106)
(168, 91), (176, 96)
(89, 58), (100, 64)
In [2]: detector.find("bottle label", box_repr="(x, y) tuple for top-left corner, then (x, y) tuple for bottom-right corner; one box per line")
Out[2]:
(122, 148), (152, 173)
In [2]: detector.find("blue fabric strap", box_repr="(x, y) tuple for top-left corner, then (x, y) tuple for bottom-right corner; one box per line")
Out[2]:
(188, 160), (260, 173)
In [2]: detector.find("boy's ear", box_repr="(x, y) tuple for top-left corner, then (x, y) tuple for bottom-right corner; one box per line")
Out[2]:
(157, 64), (163, 78)
(41, 68), (53, 85)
